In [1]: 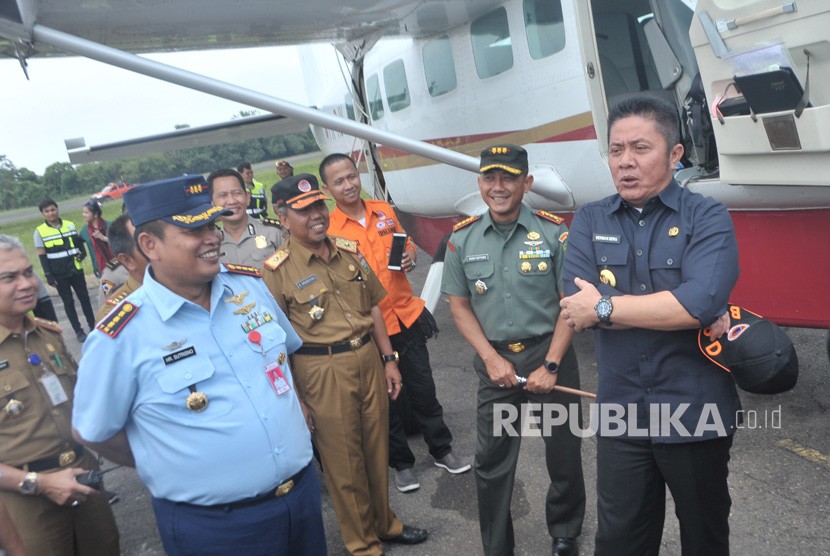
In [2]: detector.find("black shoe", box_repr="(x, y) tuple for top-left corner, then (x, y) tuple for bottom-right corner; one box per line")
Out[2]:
(552, 537), (578, 556)
(386, 525), (428, 545)
(76, 330), (87, 343)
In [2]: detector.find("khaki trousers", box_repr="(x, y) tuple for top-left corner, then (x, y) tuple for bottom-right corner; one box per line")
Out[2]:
(293, 341), (403, 556)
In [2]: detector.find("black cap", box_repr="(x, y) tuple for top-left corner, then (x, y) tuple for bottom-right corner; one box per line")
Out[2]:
(272, 173), (330, 209)
(124, 174), (231, 228)
(698, 305), (799, 394)
(479, 144), (528, 175)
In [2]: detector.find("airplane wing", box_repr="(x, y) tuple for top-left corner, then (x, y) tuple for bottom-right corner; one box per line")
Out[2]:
(64, 113), (309, 164)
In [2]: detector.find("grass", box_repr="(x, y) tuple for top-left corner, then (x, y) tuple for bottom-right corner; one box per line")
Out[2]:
(1, 154), (325, 281)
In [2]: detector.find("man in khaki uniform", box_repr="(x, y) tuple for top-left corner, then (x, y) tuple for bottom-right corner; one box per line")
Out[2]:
(262, 174), (428, 556)
(210, 169), (283, 268)
(0, 234), (119, 555)
(95, 213), (147, 321)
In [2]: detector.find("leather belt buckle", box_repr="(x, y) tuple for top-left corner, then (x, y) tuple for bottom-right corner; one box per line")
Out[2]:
(508, 342), (525, 353)
(275, 479), (294, 497)
(59, 450), (77, 467)
(349, 337), (363, 350)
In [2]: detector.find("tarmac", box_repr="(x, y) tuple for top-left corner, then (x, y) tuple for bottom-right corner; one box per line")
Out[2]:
(54, 249), (830, 555)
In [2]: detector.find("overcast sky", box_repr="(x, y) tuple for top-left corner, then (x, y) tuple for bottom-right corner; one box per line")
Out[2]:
(0, 46), (312, 174)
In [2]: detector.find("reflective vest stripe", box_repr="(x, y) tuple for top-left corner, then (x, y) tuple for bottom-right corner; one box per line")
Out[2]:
(45, 249), (80, 259)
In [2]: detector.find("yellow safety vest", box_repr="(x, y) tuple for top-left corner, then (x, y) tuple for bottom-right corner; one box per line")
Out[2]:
(36, 220), (83, 271)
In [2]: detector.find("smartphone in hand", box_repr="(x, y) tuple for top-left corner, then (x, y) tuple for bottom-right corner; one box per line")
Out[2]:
(387, 233), (407, 270)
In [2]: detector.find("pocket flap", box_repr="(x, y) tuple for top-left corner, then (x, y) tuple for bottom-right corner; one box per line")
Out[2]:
(0, 370), (30, 396)
(463, 260), (495, 280)
(156, 359), (216, 394)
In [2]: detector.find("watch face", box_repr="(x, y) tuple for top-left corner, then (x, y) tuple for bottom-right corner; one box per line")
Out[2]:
(596, 297), (613, 322)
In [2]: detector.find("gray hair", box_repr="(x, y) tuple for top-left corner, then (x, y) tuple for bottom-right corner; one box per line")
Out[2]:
(0, 235), (26, 253)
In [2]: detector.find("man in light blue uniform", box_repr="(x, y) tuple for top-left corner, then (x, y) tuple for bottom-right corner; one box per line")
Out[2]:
(72, 175), (326, 556)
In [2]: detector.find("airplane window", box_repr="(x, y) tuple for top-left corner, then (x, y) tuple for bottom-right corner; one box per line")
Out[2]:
(344, 94), (356, 121)
(384, 59), (411, 112)
(524, 0), (565, 59)
(471, 7), (514, 79)
(367, 74), (385, 120)
(423, 35), (457, 97)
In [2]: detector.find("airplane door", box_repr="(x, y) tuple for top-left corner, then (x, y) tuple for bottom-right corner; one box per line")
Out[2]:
(691, 0), (830, 186)
(572, 0), (610, 156)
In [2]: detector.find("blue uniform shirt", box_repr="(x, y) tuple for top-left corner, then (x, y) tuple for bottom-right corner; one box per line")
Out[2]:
(73, 265), (312, 504)
(564, 181), (741, 443)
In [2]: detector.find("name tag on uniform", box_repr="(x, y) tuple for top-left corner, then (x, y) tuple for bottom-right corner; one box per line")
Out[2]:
(465, 254), (489, 262)
(296, 275), (318, 289)
(163, 346), (196, 365)
(264, 361), (291, 396)
(0, 360), (8, 371)
(593, 234), (621, 244)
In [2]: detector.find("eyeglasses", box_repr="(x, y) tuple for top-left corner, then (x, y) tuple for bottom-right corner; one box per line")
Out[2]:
(213, 189), (247, 202)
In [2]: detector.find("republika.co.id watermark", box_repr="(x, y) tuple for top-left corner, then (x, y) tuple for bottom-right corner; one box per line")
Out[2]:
(493, 403), (783, 438)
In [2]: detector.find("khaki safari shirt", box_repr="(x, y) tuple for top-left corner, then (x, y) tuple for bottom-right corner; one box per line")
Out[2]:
(441, 204), (569, 341)
(0, 316), (79, 468)
(261, 235), (386, 345)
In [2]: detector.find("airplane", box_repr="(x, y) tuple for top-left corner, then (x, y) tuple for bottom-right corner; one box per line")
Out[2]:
(1, 0), (828, 330)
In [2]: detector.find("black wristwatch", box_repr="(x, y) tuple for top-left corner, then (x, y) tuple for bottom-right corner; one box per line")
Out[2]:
(595, 295), (613, 325)
(543, 360), (559, 374)
(382, 351), (399, 363)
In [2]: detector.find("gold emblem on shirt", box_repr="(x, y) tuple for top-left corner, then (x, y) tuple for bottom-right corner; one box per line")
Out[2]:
(225, 291), (249, 305)
(186, 392), (209, 412)
(234, 302), (256, 315)
(538, 261), (548, 272)
(255, 235), (268, 249)
(599, 269), (616, 288)
(521, 261), (532, 273)
(668, 226), (680, 237)
(527, 231), (541, 240)
(475, 279), (488, 295)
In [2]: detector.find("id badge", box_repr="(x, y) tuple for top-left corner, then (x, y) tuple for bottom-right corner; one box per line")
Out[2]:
(39, 372), (69, 406)
(264, 361), (291, 396)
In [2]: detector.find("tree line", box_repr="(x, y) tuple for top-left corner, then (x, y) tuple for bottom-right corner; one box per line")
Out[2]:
(0, 128), (318, 210)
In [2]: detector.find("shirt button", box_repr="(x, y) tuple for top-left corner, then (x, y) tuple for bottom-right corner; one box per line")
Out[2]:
(52, 409), (60, 416)
(640, 355), (648, 361)
(639, 220), (645, 227)
(185, 373), (192, 379)
(504, 266), (509, 272)
(640, 284), (647, 291)
(505, 293), (511, 298)
(667, 258), (673, 265)
(507, 321), (513, 326)
(636, 249), (643, 256)
(645, 388), (652, 395)
(346, 312), (352, 318)
(600, 256), (607, 263)
(335, 290), (340, 295)
(3, 385), (10, 391)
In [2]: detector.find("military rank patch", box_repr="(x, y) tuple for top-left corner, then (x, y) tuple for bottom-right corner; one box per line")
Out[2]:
(97, 301), (139, 338)
(535, 210), (564, 224)
(453, 214), (480, 231)
(224, 263), (262, 277)
(334, 237), (358, 253)
(105, 258), (121, 270)
(32, 316), (62, 333)
(264, 249), (289, 271)
(262, 218), (281, 228)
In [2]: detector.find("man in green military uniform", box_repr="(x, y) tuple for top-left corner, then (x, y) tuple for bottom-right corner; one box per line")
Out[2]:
(237, 161), (268, 219)
(261, 174), (428, 556)
(441, 144), (585, 556)
(0, 234), (119, 555)
(211, 169), (283, 267)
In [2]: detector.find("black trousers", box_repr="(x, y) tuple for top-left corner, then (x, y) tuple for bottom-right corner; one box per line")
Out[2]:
(54, 271), (95, 333)
(474, 340), (585, 556)
(595, 434), (734, 556)
(387, 309), (453, 469)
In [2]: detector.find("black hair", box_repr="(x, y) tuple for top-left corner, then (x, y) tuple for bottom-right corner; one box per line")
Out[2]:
(236, 162), (252, 173)
(207, 168), (245, 198)
(38, 198), (58, 212)
(318, 153), (356, 184)
(108, 214), (135, 257)
(83, 200), (103, 218)
(133, 220), (168, 260)
(607, 95), (681, 153)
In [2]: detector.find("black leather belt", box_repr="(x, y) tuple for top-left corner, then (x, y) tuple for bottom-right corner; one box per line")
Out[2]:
(295, 333), (372, 356)
(23, 444), (85, 472)
(489, 333), (551, 354)
(197, 464), (309, 511)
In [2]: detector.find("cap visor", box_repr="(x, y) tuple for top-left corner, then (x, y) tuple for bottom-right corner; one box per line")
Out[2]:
(480, 164), (522, 175)
(165, 204), (231, 228)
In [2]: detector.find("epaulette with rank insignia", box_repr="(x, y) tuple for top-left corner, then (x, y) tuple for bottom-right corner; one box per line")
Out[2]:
(334, 237), (358, 253)
(32, 316), (62, 333)
(97, 301), (139, 339)
(535, 210), (564, 224)
(105, 258), (122, 271)
(453, 214), (480, 232)
(261, 218), (281, 228)
(223, 263), (262, 278)
(263, 249), (289, 271)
